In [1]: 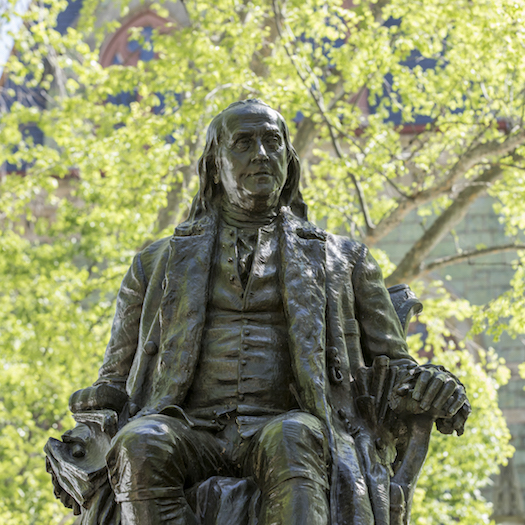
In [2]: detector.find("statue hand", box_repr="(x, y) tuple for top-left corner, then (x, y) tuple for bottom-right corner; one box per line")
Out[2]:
(435, 400), (472, 436)
(69, 384), (128, 413)
(391, 364), (470, 430)
(411, 364), (468, 417)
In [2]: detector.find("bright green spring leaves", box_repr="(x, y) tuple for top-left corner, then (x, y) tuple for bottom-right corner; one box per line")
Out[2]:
(1, 0), (523, 522)
(413, 347), (512, 525)
(407, 282), (512, 524)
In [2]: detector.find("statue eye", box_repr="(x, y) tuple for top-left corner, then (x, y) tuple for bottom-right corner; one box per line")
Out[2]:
(234, 138), (251, 151)
(264, 135), (282, 150)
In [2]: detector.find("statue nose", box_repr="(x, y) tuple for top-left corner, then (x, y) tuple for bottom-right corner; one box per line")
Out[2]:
(252, 139), (269, 161)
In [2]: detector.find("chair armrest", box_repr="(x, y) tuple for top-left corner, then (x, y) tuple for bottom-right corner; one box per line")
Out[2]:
(44, 409), (119, 511)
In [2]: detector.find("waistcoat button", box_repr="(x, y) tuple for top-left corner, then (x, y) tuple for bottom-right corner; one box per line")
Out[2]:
(144, 341), (158, 356)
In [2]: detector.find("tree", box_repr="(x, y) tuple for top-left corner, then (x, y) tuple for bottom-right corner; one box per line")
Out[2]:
(0, 0), (521, 523)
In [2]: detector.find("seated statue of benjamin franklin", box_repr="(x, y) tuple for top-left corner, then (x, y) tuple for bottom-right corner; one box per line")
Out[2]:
(46, 99), (471, 525)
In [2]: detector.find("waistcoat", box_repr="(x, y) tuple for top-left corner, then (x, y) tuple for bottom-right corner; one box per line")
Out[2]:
(185, 221), (297, 419)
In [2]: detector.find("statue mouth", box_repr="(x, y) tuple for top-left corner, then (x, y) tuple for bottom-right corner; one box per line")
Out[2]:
(248, 171), (272, 177)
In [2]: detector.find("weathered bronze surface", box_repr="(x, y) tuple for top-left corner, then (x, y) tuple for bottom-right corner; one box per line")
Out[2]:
(45, 100), (471, 525)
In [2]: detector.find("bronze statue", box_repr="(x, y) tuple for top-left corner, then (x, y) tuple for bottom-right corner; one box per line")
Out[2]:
(46, 100), (471, 525)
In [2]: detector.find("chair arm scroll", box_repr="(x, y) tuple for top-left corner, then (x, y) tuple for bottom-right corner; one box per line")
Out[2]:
(44, 409), (119, 517)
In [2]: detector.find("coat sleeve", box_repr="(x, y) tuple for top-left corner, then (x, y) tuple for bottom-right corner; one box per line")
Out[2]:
(69, 253), (147, 413)
(351, 243), (416, 366)
(95, 252), (148, 389)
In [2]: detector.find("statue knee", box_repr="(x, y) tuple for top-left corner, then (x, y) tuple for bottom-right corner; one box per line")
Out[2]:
(251, 412), (330, 490)
(110, 415), (179, 459)
(106, 415), (190, 494)
(257, 412), (329, 455)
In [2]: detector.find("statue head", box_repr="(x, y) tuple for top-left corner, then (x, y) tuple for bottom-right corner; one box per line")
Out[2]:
(189, 99), (307, 220)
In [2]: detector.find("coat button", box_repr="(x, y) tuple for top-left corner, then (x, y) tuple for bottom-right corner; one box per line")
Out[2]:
(144, 341), (158, 356)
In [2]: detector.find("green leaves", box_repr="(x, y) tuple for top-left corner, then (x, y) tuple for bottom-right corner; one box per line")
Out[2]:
(412, 347), (512, 524)
(1, 0), (523, 522)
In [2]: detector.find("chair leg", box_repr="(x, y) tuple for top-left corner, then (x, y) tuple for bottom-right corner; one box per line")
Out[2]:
(390, 482), (406, 525)
(390, 416), (434, 525)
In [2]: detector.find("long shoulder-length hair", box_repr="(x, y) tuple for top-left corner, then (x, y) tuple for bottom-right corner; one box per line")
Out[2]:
(187, 99), (308, 221)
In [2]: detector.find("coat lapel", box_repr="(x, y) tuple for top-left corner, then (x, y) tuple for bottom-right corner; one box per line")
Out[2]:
(279, 208), (330, 422)
(149, 212), (218, 407)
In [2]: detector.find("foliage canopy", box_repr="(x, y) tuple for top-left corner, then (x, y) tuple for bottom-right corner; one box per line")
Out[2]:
(1, 0), (523, 522)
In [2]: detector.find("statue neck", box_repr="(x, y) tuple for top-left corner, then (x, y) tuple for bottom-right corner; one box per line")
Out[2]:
(221, 199), (278, 229)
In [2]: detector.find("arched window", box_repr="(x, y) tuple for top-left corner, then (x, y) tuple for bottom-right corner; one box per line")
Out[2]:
(99, 10), (170, 68)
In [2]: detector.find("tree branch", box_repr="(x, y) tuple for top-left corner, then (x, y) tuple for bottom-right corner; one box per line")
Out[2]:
(154, 163), (194, 234)
(421, 244), (525, 275)
(377, 170), (414, 200)
(385, 161), (510, 286)
(293, 116), (319, 160)
(421, 128), (525, 198)
(292, 77), (347, 160)
(499, 162), (525, 171)
(272, 0), (375, 233)
(366, 129), (525, 246)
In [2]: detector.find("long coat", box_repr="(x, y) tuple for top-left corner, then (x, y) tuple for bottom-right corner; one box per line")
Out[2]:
(94, 207), (415, 525)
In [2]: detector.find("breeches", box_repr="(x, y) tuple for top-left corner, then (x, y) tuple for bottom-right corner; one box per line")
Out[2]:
(106, 410), (330, 525)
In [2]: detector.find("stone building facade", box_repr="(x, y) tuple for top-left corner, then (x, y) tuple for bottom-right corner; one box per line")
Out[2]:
(380, 195), (525, 522)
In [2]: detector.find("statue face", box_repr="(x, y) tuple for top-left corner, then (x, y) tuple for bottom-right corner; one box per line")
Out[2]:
(218, 104), (288, 212)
